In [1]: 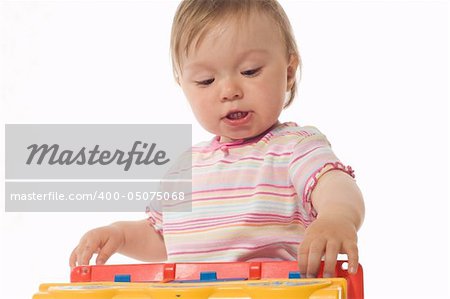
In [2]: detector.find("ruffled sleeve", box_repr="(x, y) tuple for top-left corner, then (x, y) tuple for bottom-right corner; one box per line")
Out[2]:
(146, 200), (163, 234)
(288, 127), (355, 225)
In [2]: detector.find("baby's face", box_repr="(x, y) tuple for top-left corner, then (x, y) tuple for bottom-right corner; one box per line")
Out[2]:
(178, 12), (297, 142)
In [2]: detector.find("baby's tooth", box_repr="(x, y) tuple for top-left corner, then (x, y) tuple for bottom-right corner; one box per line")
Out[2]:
(228, 112), (246, 119)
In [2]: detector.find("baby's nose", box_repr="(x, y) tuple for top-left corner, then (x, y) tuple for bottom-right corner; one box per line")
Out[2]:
(221, 79), (243, 101)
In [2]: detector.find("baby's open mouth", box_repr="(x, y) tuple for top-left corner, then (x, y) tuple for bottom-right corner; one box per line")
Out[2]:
(226, 111), (249, 120)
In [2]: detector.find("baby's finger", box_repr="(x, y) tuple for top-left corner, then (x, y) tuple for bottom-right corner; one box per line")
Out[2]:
(323, 241), (339, 278)
(306, 239), (326, 278)
(298, 241), (310, 278)
(343, 240), (359, 274)
(69, 246), (78, 268)
(95, 240), (116, 265)
(78, 242), (98, 266)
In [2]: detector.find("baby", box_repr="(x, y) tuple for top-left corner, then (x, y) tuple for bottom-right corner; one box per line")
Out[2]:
(70, 0), (365, 279)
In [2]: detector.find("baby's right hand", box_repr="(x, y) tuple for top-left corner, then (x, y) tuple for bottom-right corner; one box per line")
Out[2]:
(69, 224), (125, 268)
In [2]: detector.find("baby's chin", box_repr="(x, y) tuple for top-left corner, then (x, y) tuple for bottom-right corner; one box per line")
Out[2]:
(204, 122), (275, 143)
(217, 129), (267, 143)
(224, 119), (281, 139)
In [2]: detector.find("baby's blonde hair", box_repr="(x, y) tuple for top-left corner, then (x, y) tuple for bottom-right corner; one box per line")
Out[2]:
(170, 0), (301, 108)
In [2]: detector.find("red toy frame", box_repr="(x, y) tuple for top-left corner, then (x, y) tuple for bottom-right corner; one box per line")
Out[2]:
(71, 260), (364, 299)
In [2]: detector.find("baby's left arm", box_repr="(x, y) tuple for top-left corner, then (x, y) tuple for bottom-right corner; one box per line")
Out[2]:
(298, 170), (365, 278)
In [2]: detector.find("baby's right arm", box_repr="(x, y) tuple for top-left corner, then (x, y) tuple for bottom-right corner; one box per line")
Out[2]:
(69, 220), (167, 268)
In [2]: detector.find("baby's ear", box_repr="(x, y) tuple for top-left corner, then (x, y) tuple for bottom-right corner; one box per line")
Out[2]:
(286, 54), (299, 91)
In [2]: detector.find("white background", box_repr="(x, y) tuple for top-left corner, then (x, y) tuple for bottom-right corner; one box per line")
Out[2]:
(1, 0), (449, 298)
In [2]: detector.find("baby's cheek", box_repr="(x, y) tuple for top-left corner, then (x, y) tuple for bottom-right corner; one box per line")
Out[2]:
(194, 112), (220, 135)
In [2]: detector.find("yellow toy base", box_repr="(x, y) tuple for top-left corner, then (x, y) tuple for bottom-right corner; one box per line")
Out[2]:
(33, 278), (347, 299)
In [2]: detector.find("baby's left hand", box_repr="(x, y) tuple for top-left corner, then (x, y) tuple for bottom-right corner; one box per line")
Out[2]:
(297, 216), (359, 278)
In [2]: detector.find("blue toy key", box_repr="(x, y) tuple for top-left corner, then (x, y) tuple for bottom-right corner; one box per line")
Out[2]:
(114, 274), (131, 282)
(200, 271), (218, 281)
(288, 271), (301, 279)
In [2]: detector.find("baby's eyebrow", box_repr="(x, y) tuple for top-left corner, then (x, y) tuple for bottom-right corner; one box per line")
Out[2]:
(183, 62), (212, 74)
(183, 48), (270, 74)
(238, 48), (270, 58)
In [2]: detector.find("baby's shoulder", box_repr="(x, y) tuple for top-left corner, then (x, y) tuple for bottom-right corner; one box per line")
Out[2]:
(265, 122), (325, 144)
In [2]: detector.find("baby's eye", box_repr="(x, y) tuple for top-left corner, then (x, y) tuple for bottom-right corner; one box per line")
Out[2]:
(195, 78), (215, 86)
(241, 67), (262, 77)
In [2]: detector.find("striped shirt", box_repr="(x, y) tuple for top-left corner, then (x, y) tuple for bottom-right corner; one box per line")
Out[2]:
(147, 122), (354, 262)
